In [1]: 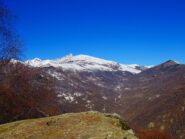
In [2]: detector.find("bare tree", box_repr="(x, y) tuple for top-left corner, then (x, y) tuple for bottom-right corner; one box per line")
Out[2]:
(0, 0), (23, 61)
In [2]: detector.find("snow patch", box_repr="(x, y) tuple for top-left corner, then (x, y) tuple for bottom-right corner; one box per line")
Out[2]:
(74, 92), (83, 97)
(102, 96), (108, 100)
(57, 93), (74, 102)
(47, 71), (64, 80)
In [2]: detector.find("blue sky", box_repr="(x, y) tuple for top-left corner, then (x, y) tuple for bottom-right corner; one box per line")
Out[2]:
(6, 0), (185, 65)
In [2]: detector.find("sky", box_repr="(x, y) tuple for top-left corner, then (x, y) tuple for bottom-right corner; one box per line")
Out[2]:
(5, 0), (185, 65)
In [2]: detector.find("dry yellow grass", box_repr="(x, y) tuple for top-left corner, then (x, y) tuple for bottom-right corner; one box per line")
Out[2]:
(0, 111), (138, 139)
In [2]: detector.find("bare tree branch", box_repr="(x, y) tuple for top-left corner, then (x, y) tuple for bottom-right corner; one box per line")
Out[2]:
(0, 0), (23, 61)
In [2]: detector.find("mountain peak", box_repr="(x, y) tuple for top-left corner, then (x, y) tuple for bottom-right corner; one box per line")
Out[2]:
(153, 60), (180, 70)
(60, 54), (114, 64)
(31, 58), (42, 63)
(162, 60), (180, 66)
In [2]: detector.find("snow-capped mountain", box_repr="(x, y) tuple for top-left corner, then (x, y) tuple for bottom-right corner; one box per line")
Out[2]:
(1, 58), (185, 138)
(25, 54), (148, 73)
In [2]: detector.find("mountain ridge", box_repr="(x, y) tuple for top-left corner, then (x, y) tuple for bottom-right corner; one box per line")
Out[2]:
(15, 54), (153, 73)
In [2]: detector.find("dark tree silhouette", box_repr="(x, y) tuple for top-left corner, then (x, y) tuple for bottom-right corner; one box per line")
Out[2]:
(0, 0), (22, 61)
(0, 1), (61, 124)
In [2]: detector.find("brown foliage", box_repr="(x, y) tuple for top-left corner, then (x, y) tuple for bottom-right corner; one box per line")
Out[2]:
(135, 130), (174, 139)
(0, 62), (61, 124)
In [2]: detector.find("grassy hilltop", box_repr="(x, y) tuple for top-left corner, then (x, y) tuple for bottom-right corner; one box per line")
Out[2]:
(0, 111), (138, 139)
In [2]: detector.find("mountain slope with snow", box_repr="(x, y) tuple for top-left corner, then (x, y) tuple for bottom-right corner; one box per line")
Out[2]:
(1, 58), (184, 138)
(25, 54), (148, 73)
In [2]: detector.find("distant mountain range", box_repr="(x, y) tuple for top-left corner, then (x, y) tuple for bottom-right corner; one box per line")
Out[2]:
(0, 54), (184, 138)
(22, 54), (150, 73)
